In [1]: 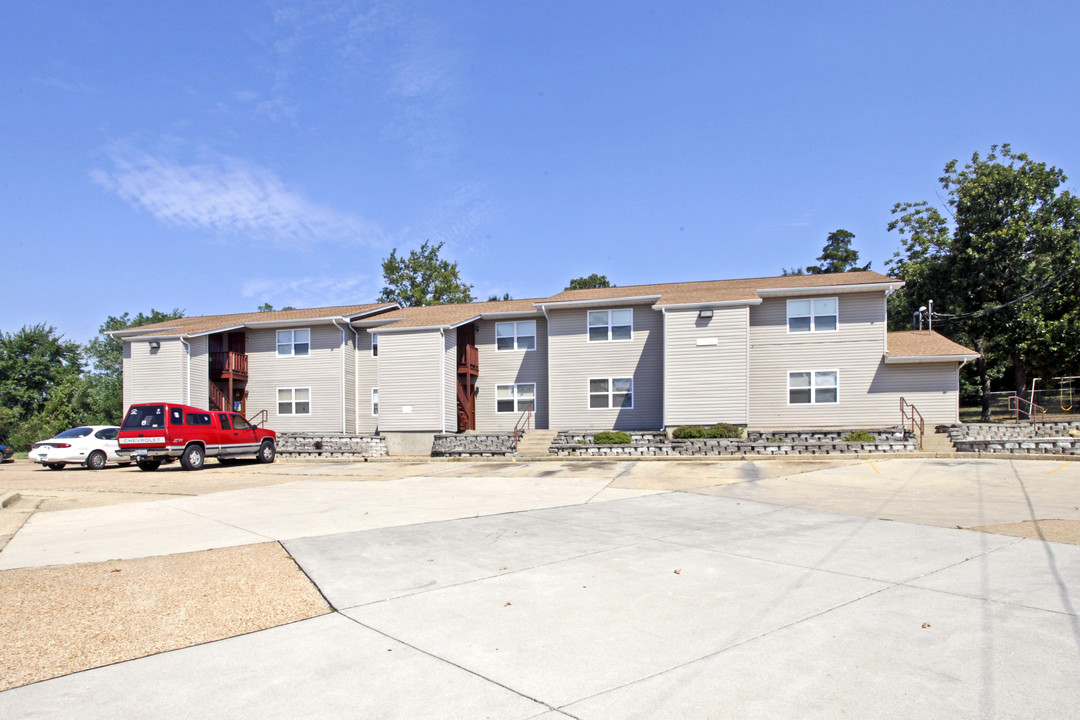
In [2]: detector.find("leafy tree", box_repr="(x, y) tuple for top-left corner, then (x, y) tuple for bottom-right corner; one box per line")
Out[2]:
(84, 309), (184, 424)
(486, 292), (513, 302)
(566, 274), (613, 290)
(0, 325), (84, 445)
(784, 229), (870, 275)
(257, 303), (296, 312)
(378, 240), (475, 307)
(887, 144), (1080, 419)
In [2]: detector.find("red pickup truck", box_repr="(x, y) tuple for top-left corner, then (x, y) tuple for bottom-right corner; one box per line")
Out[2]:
(117, 403), (277, 471)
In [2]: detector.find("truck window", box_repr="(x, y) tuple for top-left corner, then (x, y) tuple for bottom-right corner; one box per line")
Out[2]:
(187, 413), (212, 426)
(169, 408), (184, 425)
(217, 414), (231, 430)
(229, 414), (252, 430)
(122, 405), (165, 429)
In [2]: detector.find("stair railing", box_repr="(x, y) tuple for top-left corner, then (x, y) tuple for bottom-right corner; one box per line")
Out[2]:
(249, 409), (269, 428)
(512, 408), (533, 450)
(900, 397), (924, 450)
(1007, 394), (1047, 423)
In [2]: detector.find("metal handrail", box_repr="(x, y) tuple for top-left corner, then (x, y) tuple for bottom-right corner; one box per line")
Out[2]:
(1007, 395), (1047, 423)
(249, 409), (269, 428)
(900, 397), (924, 450)
(512, 408), (532, 450)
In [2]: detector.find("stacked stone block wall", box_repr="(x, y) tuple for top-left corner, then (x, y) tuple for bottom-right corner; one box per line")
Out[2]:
(947, 421), (1080, 454)
(432, 433), (516, 457)
(277, 433), (388, 458)
(549, 428), (916, 457)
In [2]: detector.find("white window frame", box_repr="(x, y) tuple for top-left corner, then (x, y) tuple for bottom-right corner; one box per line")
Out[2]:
(587, 308), (633, 343)
(588, 377), (634, 410)
(371, 333), (378, 357)
(495, 383), (536, 414)
(277, 328), (311, 357)
(787, 370), (839, 405)
(495, 321), (537, 351)
(372, 388), (379, 417)
(277, 387), (312, 415)
(786, 297), (838, 334)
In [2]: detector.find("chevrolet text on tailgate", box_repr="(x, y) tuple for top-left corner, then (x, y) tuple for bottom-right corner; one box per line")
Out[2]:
(117, 403), (277, 471)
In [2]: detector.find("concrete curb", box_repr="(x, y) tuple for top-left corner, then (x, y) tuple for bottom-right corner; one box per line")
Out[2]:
(1, 491), (21, 509)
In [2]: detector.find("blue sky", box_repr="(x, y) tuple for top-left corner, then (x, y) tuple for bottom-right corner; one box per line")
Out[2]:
(4, 0), (1080, 344)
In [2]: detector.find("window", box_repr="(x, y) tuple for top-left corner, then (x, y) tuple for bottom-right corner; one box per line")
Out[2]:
(589, 377), (633, 409)
(186, 413), (212, 426)
(495, 321), (536, 351)
(372, 388), (379, 417)
(788, 371), (838, 404)
(229, 414), (253, 430)
(496, 383), (535, 413)
(277, 329), (310, 357)
(169, 407), (184, 425)
(95, 428), (118, 440)
(371, 333), (378, 357)
(218, 414), (230, 430)
(278, 387), (311, 415)
(588, 309), (633, 342)
(787, 298), (837, 333)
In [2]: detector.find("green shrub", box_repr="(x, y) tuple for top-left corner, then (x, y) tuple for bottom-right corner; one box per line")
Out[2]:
(671, 423), (743, 440)
(767, 436), (786, 444)
(843, 430), (876, 443)
(593, 431), (632, 445)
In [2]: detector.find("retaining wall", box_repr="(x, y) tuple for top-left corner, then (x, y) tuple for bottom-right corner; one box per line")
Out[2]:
(432, 433), (516, 457)
(277, 433), (388, 458)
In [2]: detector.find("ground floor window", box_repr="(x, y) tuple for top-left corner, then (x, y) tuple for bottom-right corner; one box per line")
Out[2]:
(372, 388), (379, 416)
(278, 387), (311, 415)
(496, 383), (535, 413)
(589, 377), (633, 409)
(788, 371), (838, 404)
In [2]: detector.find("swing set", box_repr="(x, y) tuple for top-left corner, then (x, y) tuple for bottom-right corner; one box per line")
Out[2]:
(1026, 376), (1079, 417)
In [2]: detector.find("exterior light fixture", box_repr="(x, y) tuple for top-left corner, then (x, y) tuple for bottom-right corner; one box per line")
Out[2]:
(149, 341), (160, 350)
(698, 309), (714, 319)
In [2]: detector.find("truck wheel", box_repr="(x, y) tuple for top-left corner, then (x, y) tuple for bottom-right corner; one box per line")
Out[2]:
(45, 463), (66, 471)
(136, 460), (161, 472)
(180, 444), (205, 471)
(86, 450), (107, 470)
(257, 440), (276, 464)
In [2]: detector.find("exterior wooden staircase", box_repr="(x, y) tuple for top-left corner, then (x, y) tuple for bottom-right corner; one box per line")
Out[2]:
(515, 429), (558, 458)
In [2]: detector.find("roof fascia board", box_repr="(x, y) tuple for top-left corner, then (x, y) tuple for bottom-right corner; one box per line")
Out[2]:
(535, 294), (663, 310)
(756, 281), (904, 297)
(243, 315), (355, 329)
(884, 354), (981, 364)
(370, 323), (452, 334)
(108, 326), (185, 338)
(654, 299), (763, 309)
(478, 310), (544, 320)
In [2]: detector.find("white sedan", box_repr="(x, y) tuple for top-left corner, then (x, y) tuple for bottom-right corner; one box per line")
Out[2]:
(28, 426), (128, 471)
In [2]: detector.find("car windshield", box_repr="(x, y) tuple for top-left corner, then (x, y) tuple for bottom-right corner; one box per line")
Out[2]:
(122, 405), (165, 430)
(55, 427), (93, 439)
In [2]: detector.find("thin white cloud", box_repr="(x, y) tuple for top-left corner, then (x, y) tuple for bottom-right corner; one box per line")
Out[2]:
(31, 76), (98, 94)
(90, 146), (379, 245)
(241, 274), (379, 308)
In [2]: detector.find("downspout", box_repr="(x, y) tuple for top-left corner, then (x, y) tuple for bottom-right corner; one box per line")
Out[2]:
(332, 319), (347, 434)
(661, 308), (667, 430)
(353, 327), (360, 434)
(440, 328), (446, 434)
(541, 306), (550, 431)
(179, 337), (191, 406)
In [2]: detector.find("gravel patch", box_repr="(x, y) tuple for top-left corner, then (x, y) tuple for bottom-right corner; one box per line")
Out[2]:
(0, 542), (331, 691)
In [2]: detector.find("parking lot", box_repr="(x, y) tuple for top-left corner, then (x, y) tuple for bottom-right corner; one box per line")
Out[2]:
(1, 456), (1077, 717)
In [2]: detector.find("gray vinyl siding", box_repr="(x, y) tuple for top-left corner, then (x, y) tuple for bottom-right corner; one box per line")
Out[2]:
(122, 339), (187, 410)
(865, 362), (961, 425)
(187, 336), (209, 410)
(356, 329), (379, 433)
(343, 328), (356, 434)
(663, 306), (749, 426)
(377, 329), (444, 432)
(474, 317), (549, 431)
(547, 304), (663, 431)
(748, 291), (904, 428)
(444, 331), (456, 433)
(246, 325), (344, 433)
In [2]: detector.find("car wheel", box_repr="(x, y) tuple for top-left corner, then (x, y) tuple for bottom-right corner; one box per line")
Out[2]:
(180, 444), (205, 471)
(257, 440), (276, 464)
(86, 450), (107, 470)
(136, 460), (161, 472)
(45, 463), (66, 471)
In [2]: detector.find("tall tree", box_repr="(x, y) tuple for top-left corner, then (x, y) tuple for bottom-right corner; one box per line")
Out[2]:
(888, 144), (1080, 419)
(0, 325), (85, 444)
(566, 274), (613, 290)
(84, 309), (185, 424)
(784, 229), (870, 275)
(378, 240), (475, 307)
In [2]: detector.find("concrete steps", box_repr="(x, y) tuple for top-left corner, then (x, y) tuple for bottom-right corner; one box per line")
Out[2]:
(516, 429), (558, 457)
(920, 429), (956, 453)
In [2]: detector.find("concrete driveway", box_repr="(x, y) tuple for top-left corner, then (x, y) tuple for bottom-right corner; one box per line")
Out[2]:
(0, 457), (1077, 718)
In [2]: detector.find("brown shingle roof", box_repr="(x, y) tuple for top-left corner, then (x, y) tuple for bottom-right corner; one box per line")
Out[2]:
(541, 271), (900, 306)
(117, 303), (398, 338)
(370, 298), (544, 331)
(886, 331), (979, 359)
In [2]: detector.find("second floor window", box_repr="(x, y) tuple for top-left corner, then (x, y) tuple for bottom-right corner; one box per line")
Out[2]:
(588, 309), (633, 342)
(277, 329), (310, 357)
(496, 321), (536, 350)
(787, 298), (838, 333)
(371, 333), (378, 357)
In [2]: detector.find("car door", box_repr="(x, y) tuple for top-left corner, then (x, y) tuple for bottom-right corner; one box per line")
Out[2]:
(95, 427), (121, 461)
(225, 413), (259, 456)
